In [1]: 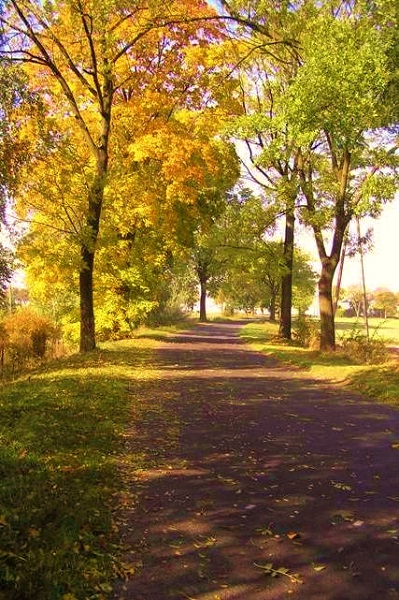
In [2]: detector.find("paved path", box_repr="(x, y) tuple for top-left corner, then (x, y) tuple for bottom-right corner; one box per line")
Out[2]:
(113, 321), (399, 600)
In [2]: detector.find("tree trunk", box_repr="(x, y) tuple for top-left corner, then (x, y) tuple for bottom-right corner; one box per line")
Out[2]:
(199, 277), (207, 322)
(269, 295), (276, 323)
(79, 247), (96, 352)
(279, 209), (295, 339)
(333, 236), (347, 315)
(79, 146), (108, 352)
(269, 294), (277, 322)
(318, 261), (336, 351)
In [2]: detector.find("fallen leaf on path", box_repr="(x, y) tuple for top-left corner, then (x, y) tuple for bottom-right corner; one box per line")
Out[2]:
(330, 481), (352, 491)
(312, 564), (327, 572)
(254, 562), (303, 584)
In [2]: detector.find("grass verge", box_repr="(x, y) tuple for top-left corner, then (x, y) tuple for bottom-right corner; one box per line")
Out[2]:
(240, 320), (399, 407)
(0, 332), (168, 600)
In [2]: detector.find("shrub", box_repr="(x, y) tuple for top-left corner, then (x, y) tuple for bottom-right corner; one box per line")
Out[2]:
(293, 315), (320, 349)
(1, 308), (58, 373)
(339, 325), (388, 364)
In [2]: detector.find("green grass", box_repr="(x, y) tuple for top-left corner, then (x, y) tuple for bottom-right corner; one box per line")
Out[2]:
(0, 335), (164, 600)
(240, 319), (399, 407)
(335, 316), (399, 344)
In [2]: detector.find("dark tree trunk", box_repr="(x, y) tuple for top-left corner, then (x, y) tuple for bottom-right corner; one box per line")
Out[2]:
(318, 260), (336, 351)
(279, 209), (295, 339)
(79, 145), (108, 352)
(269, 296), (276, 322)
(79, 247), (96, 352)
(199, 277), (207, 322)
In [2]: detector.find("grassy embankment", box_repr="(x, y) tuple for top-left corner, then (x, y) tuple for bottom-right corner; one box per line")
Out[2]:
(0, 323), (188, 600)
(240, 316), (399, 406)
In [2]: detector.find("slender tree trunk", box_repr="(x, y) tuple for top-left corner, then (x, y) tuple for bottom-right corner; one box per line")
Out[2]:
(79, 143), (109, 352)
(318, 260), (336, 351)
(199, 277), (207, 322)
(79, 248), (96, 352)
(279, 209), (295, 339)
(333, 236), (347, 315)
(269, 294), (277, 322)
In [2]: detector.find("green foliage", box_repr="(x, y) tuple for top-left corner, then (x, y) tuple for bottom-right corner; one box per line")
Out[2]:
(371, 288), (398, 318)
(284, 12), (389, 144)
(0, 244), (13, 303)
(0, 59), (41, 208)
(292, 251), (318, 314)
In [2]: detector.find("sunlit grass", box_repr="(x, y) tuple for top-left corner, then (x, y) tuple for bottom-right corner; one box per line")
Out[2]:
(335, 316), (399, 344)
(240, 319), (399, 407)
(0, 336), (165, 600)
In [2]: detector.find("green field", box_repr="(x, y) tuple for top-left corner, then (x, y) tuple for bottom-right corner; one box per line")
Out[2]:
(335, 316), (399, 344)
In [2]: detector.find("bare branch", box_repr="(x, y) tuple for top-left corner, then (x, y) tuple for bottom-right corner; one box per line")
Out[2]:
(76, 0), (103, 105)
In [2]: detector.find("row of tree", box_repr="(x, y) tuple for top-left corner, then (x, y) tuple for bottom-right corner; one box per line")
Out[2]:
(342, 286), (399, 319)
(0, 0), (398, 352)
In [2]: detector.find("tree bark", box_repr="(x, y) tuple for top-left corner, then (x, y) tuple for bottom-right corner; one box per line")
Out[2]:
(279, 209), (295, 339)
(78, 140), (109, 351)
(79, 247), (95, 352)
(318, 259), (336, 351)
(269, 294), (277, 322)
(199, 276), (207, 322)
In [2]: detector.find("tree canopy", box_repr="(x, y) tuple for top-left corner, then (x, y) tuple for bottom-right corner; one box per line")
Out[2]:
(0, 0), (398, 352)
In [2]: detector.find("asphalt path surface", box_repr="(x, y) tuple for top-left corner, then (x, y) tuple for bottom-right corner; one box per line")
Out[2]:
(113, 321), (399, 600)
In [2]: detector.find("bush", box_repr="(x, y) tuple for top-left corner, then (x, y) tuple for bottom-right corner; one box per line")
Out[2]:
(1, 308), (58, 374)
(339, 325), (388, 364)
(293, 315), (320, 348)
(145, 303), (187, 327)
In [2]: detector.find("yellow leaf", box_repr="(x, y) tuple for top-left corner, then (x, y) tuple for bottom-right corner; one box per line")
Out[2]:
(28, 527), (40, 538)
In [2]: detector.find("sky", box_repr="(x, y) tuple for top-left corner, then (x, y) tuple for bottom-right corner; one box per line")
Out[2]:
(301, 196), (399, 293)
(340, 199), (399, 292)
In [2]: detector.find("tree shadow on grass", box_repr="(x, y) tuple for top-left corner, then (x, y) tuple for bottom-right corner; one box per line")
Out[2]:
(0, 369), (131, 600)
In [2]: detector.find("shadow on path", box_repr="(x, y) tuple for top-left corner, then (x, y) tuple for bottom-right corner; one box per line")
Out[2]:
(113, 322), (399, 600)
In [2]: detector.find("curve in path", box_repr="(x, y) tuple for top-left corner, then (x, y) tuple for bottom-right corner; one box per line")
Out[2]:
(113, 321), (399, 600)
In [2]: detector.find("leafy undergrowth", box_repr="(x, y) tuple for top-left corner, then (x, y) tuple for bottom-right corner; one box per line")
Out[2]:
(0, 335), (164, 600)
(240, 321), (399, 407)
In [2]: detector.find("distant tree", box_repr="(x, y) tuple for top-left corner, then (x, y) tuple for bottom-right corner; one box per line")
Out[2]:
(215, 240), (284, 317)
(345, 285), (370, 318)
(9, 286), (29, 309)
(371, 288), (398, 318)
